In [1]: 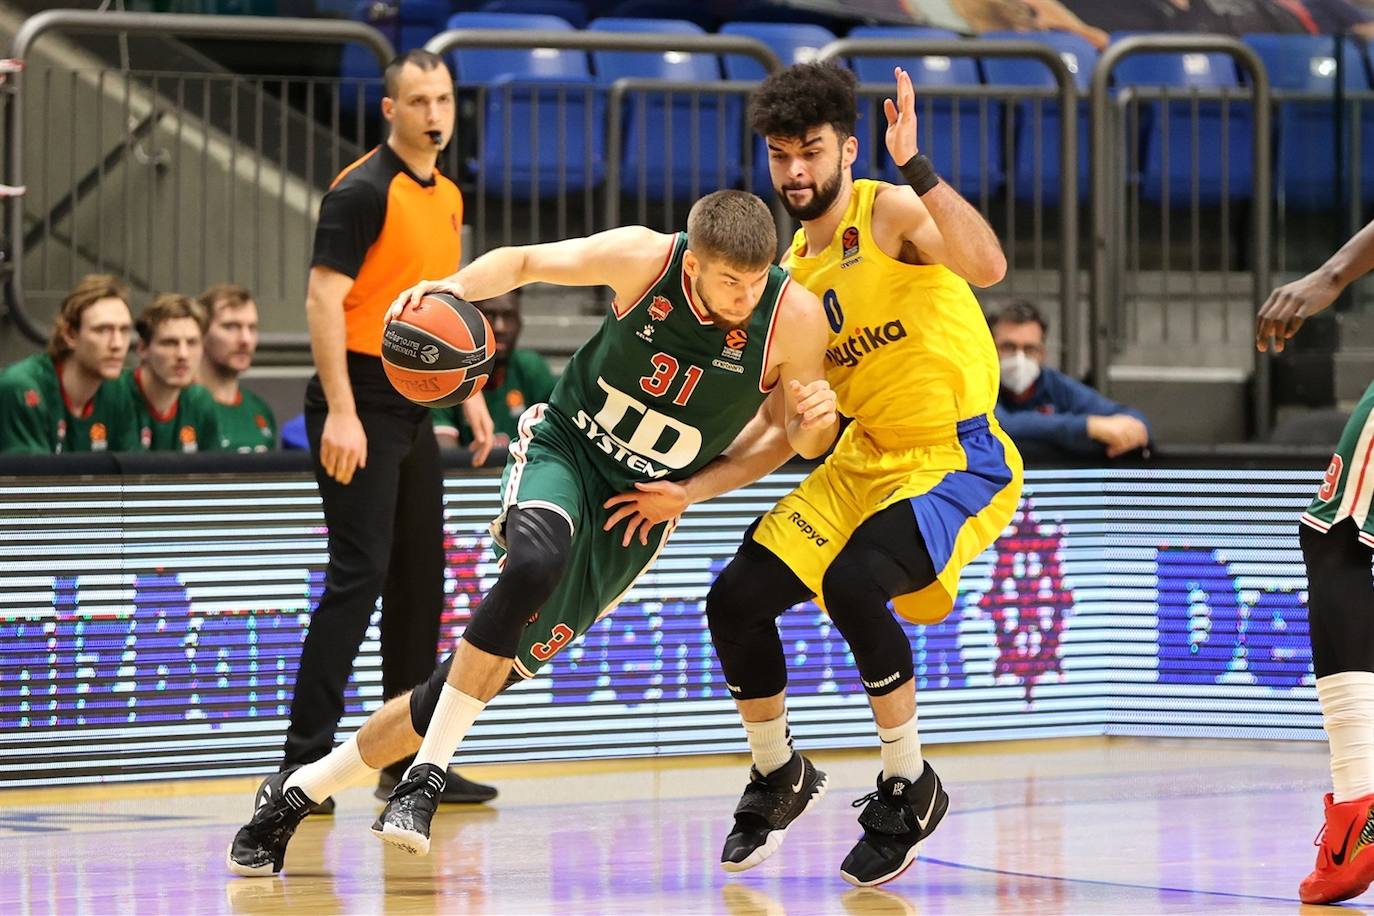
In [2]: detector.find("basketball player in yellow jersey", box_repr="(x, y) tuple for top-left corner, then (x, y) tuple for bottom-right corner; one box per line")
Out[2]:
(603, 62), (1021, 886)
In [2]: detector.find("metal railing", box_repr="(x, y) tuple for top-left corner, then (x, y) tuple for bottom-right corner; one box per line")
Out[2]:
(424, 28), (783, 255)
(817, 38), (1082, 375)
(1090, 35), (1272, 435)
(4, 10), (394, 345)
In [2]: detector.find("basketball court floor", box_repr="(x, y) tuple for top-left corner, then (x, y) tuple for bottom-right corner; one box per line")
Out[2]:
(0, 737), (1347, 913)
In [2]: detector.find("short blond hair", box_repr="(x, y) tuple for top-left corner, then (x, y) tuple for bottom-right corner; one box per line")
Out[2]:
(136, 293), (207, 345)
(686, 190), (778, 270)
(48, 274), (131, 360)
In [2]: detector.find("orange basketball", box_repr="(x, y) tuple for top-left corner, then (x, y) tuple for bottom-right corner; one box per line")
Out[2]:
(382, 292), (496, 408)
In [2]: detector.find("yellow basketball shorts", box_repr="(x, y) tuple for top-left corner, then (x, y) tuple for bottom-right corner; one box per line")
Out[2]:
(752, 414), (1024, 624)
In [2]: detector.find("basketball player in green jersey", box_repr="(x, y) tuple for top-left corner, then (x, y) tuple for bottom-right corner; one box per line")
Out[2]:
(197, 284), (277, 452)
(1257, 217), (1374, 905)
(0, 275), (140, 454)
(228, 189), (839, 876)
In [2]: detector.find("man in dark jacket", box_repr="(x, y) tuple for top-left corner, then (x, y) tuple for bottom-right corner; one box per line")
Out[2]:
(990, 300), (1151, 460)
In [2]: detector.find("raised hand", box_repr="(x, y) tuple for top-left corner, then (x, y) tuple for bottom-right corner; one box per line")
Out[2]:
(883, 66), (920, 167)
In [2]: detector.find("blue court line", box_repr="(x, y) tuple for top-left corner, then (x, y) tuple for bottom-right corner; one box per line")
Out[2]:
(920, 856), (1299, 905)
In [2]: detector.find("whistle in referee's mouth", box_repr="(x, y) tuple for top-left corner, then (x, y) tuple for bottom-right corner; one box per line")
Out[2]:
(426, 130), (443, 145)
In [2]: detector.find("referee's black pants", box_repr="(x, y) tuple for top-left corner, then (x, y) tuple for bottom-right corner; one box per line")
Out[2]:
(282, 355), (445, 768)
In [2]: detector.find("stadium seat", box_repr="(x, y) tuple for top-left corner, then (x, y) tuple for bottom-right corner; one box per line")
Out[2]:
(1110, 36), (1254, 205)
(980, 30), (1098, 203)
(339, 0), (450, 118)
(590, 17), (742, 199)
(448, 12), (605, 196)
(721, 22), (844, 193)
(606, 0), (717, 30)
(847, 26), (1004, 196)
(720, 21), (836, 80)
(478, 0), (590, 29)
(717, 0), (844, 29)
(1244, 33), (1369, 209)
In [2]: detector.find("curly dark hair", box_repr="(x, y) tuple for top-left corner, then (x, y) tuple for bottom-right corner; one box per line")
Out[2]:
(749, 62), (858, 141)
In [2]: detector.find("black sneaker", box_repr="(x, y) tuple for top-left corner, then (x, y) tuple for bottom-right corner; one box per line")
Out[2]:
(371, 762), (446, 856)
(225, 769), (313, 877)
(720, 752), (828, 872)
(839, 762), (948, 887)
(307, 795), (335, 816)
(375, 764), (497, 804)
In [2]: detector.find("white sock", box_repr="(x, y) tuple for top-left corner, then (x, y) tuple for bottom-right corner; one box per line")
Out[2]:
(1318, 672), (1374, 803)
(742, 713), (793, 776)
(284, 733), (377, 804)
(409, 684), (486, 774)
(877, 716), (924, 783)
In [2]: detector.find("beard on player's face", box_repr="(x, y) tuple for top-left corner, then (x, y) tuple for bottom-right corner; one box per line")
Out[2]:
(692, 279), (752, 332)
(776, 160), (844, 222)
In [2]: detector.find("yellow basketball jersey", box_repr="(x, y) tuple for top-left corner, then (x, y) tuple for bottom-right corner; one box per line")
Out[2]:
(782, 179), (1000, 445)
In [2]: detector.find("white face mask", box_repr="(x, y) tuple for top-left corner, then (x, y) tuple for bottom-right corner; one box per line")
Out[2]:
(1000, 351), (1041, 396)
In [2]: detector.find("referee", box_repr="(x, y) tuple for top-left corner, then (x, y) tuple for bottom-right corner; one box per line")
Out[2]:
(283, 49), (496, 808)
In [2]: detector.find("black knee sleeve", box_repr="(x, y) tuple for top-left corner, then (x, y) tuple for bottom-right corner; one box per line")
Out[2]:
(461, 505), (572, 660)
(707, 526), (813, 700)
(1302, 519), (1374, 678)
(822, 548), (923, 697)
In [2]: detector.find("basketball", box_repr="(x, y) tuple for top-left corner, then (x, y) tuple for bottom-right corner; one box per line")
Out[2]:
(381, 292), (495, 408)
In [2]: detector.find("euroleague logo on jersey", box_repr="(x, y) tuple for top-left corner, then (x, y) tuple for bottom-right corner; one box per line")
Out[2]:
(841, 226), (863, 267)
(721, 328), (748, 359)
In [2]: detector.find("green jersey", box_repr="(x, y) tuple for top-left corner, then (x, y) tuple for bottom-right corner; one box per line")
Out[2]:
(544, 232), (789, 491)
(0, 353), (140, 454)
(432, 348), (557, 445)
(212, 387), (277, 452)
(117, 369), (222, 452)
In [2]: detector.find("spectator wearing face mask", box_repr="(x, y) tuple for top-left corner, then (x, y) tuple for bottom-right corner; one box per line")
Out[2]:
(988, 300), (1151, 460)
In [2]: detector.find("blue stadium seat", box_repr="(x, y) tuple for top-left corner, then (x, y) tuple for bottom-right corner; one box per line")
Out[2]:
(339, 0), (450, 118)
(606, 0), (717, 30)
(720, 22), (836, 80)
(980, 30), (1098, 202)
(448, 12), (604, 196)
(847, 26), (1004, 196)
(719, 0), (843, 29)
(721, 22), (845, 193)
(1244, 33), (1369, 209)
(1111, 37), (1253, 205)
(478, 0), (589, 28)
(590, 17), (742, 198)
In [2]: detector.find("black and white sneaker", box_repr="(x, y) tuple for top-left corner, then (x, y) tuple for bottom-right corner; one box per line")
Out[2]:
(839, 762), (948, 887)
(720, 752), (828, 872)
(226, 769), (313, 877)
(371, 762), (446, 856)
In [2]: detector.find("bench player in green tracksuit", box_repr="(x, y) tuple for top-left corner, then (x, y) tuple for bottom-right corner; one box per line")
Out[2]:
(197, 284), (277, 452)
(0, 274), (139, 454)
(117, 293), (221, 453)
(228, 189), (839, 876)
(1257, 218), (1374, 905)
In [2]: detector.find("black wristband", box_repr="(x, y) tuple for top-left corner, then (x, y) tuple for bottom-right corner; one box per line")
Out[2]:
(898, 154), (940, 196)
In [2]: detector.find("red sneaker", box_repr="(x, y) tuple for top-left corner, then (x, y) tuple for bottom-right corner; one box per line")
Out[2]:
(1301, 792), (1374, 905)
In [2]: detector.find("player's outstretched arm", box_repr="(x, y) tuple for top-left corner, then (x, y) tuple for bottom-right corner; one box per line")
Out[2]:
(386, 226), (671, 321)
(1257, 218), (1374, 353)
(880, 66), (1007, 288)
